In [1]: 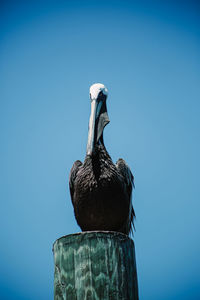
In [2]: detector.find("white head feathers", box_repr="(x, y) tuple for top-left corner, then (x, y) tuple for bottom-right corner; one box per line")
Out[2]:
(90, 83), (108, 101)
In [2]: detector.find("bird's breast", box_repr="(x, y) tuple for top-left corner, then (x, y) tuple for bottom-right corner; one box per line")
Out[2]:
(72, 153), (130, 232)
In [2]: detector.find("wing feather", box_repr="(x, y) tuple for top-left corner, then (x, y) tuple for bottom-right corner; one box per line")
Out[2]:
(69, 160), (82, 205)
(116, 158), (135, 235)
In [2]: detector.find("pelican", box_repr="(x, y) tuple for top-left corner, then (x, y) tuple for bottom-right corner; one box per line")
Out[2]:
(69, 83), (135, 235)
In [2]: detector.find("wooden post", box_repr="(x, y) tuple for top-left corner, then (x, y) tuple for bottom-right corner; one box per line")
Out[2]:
(53, 231), (139, 300)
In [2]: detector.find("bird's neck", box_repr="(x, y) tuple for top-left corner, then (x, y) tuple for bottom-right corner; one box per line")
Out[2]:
(84, 140), (112, 169)
(92, 134), (110, 159)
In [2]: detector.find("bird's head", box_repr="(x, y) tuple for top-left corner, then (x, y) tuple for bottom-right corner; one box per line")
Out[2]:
(87, 83), (110, 156)
(89, 83), (108, 101)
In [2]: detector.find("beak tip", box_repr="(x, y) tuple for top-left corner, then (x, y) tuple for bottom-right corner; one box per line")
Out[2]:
(86, 148), (93, 157)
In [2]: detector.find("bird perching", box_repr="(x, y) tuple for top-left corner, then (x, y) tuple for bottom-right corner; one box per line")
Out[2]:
(69, 83), (135, 236)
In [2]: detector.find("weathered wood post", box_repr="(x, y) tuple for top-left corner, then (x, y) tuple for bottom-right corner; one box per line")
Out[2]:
(53, 231), (139, 300)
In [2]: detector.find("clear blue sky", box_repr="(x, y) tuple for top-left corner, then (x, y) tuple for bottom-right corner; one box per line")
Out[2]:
(0, 0), (199, 299)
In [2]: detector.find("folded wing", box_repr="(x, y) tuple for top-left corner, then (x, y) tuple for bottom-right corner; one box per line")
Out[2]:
(69, 160), (82, 205)
(116, 158), (135, 235)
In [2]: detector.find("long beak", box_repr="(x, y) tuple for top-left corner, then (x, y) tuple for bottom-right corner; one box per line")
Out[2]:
(86, 99), (109, 156)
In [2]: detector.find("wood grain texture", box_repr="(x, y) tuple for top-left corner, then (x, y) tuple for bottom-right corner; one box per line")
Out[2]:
(53, 231), (139, 300)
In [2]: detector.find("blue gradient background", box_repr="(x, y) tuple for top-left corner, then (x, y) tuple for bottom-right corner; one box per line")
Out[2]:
(0, 0), (199, 299)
